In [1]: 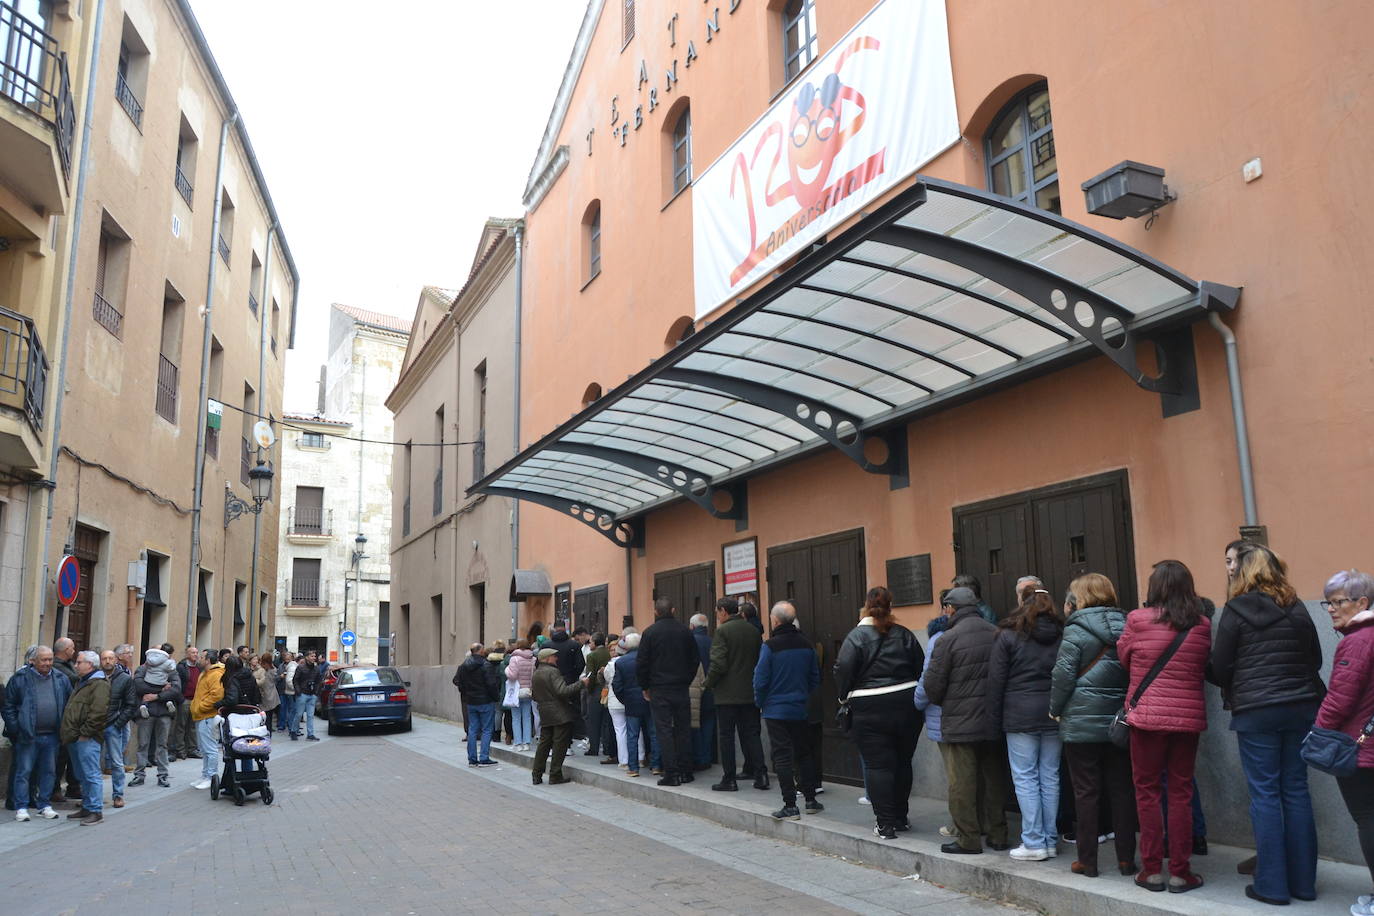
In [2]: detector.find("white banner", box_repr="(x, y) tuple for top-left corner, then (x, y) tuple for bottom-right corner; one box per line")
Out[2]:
(691, 0), (958, 319)
(722, 537), (758, 596)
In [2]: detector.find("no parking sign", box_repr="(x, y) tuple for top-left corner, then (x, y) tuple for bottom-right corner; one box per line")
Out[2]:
(56, 555), (80, 606)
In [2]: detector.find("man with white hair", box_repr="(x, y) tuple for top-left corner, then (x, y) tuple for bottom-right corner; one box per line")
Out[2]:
(2, 645), (70, 821)
(689, 613), (716, 771)
(60, 650), (109, 825)
(753, 601), (821, 821)
(1014, 576), (1044, 605)
(49, 636), (81, 804)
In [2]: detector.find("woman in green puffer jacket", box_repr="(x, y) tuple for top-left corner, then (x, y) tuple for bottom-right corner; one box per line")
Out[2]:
(1048, 573), (1137, 879)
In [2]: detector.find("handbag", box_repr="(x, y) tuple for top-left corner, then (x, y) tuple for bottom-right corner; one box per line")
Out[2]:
(1301, 713), (1374, 777)
(502, 680), (520, 709)
(518, 686), (532, 700)
(1107, 626), (1191, 749)
(835, 631), (887, 733)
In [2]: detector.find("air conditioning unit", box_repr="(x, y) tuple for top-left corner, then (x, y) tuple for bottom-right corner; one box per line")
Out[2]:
(127, 550), (147, 598)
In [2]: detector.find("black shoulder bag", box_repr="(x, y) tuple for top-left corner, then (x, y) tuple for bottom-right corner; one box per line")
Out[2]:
(1107, 627), (1190, 749)
(835, 630), (887, 734)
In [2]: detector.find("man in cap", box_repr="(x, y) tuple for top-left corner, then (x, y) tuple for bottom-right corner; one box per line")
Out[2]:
(530, 647), (583, 785)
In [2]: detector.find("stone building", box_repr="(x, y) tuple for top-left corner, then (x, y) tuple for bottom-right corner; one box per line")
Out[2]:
(387, 224), (519, 716)
(2, 0), (297, 671)
(275, 304), (407, 664)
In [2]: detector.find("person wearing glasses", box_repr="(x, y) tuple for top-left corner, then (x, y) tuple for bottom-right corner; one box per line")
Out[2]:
(1208, 543), (1323, 906)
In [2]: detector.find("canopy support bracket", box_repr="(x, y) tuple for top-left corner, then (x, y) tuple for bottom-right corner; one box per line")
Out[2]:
(485, 487), (644, 549)
(545, 442), (745, 520)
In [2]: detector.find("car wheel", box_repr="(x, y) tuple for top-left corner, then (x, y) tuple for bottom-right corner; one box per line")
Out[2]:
(327, 719), (341, 736)
(396, 716), (412, 733)
(209, 775), (220, 801)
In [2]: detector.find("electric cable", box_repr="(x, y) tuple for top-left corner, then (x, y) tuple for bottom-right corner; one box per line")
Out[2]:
(217, 400), (479, 447)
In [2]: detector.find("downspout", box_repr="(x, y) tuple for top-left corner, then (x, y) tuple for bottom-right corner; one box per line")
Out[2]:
(509, 223), (523, 640)
(1207, 313), (1258, 528)
(247, 222), (277, 650)
(354, 356), (366, 660)
(183, 110), (239, 644)
(451, 303), (462, 651)
(36, 0), (107, 647)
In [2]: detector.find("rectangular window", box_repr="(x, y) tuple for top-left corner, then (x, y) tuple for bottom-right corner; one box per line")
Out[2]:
(402, 441), (413, 536)
(672, 108), (692, 194)
(294, 485), (325, 534)
(155, 287), (184, 423)
(174, 117), (197, 206)
(290, 558), (323, 607)
(195, 568), (212, 648)
(622, 0), (635, 47)
(241, 382), (256, 485)
(248, 252), (262, 316)
(430, 595), (444, 666)
(589, 208), (601, 280)
(300, 431), (325, 449)
(270, 299), (280, 355)
(92, 224), (128, 337)
(472, 363), (487, 484)
(114, 19), (148, 128)
(782, 0), (818, 83)
(433, 405), (444, 516)
(217, 189), (234, 266)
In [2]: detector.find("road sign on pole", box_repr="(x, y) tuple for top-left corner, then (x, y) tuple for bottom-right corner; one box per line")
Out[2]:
(340, 630), (356, 648)
(56, 555), (80, 607)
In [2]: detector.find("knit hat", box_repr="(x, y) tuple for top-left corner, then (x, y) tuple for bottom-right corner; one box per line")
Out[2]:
(143, 648), (175, 686)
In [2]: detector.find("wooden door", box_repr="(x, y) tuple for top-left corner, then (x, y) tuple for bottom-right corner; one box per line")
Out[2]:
(653, 562), (715, 622)
(955, 502), (1031, 619)
(574, 584), (609, 636)
(66, 525), (102, 649)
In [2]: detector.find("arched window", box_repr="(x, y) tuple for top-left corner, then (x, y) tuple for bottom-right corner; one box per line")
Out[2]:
(782, 0), (817, 83)
(581, 382), (602, 408)
(671, 106), (692, 194)
(984, 84), (1059, 214)
(582, 200), (601, 284)
(664, 315), (695, 350)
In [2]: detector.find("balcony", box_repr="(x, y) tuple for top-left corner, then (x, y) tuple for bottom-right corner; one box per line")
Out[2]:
(114, 70), (142, 128)
(154, 354), (178, 423)
(248, 291), (258, 317)
(217, 233), (230, 265)
(284, 578), (329, 616)
(174, 163), (193, 206)
(287, 505), (333, 543)
(0, 303), (48, 470)
(0, 1), (75, 213)
(92, 290), (122, 337)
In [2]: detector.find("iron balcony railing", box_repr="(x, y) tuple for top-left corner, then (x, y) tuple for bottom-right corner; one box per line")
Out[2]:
(472, 436), (485, 484)
(240, 437), (251, 485)
(154, 353), (178, 422)
(174, 163), (193, 205)
(91, 290), (122, 337)
(0, 304), (48, 431)
(433, 466), (443, 516)
(248, 291), (258, 316)
(288, 505), (332, 536)
(113, 69), (142, 128)
(287, 578), (326, 607)
(217, 232), (230, 265)
(0, 1), (75, 176)
(402, 496), (411, 536)
(270, 333), (277, 355)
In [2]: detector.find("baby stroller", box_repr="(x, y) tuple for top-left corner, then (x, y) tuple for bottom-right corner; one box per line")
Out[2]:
(211, 705), (274, 806)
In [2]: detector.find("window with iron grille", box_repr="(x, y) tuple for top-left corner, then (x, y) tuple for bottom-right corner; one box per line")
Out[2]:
(671, 107), (692, 195)
(782, 0), (818, 83)
(984, 84), (1060, 215)
(622, 0), (635, 47)
(114, 32), (145, 128)
(155, 292), (183, 423)
(300, 431), (325, 449)
(92, 229), (124, 337)
(174, 120), (196, 206)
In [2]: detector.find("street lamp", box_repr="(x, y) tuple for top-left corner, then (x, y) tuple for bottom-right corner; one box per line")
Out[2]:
(346, 533), (368, 661)
(225, 459), (274, 527)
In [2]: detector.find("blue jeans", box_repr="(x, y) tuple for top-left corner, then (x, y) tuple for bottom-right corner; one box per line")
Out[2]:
(103, 724), (128, 799)
(281, 694), (297, 734)
(12, 734), (59, 811)
(1007, 731), (1062, 851)
(69, 738), (102, 813)
(467, 703), (495, 763)
(624, 712), (660, 773)
(512, 697), (533, 745)
(298, 695), (317, 738)
(196, 717), (220, 780)
(1237, 728), (1319, 902)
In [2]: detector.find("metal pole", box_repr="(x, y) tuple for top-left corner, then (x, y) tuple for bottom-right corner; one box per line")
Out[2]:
(353, 357), (366, 662)
(184, 111), (239, 645)
(509, 223), (523, 640)
(35, 0), (107, 649)
(247, 223), (276, 651)
(1207, 313), (1258, 527)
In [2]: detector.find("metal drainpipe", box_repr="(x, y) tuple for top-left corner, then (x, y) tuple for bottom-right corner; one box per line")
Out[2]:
(36, 0), (106, 649)
(509, 224), (523, 640)
(183, 110), (240, 645)
(354, 356), (366, 660)
(1207, 312), (1259, 528)
(247, 222), (276, 651)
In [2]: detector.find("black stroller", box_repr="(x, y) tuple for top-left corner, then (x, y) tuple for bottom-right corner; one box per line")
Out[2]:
(211, 705), (274, 805)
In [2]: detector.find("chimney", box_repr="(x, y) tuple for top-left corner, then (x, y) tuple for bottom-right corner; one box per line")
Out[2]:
(316, 364), (327, 414)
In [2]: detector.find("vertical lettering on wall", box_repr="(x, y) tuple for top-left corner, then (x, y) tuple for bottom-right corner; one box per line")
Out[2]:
(610, 95), (619, 126)
(586, 128), (594, 156)
(705, 7), (720, 41)
(667, 12), (678, 47)
(618, 124), (628, 146)
(685, 40), (698, 67)
(634, 106), (643, 130)
(730, 0), (741, 12)
(649, 87), (659, 111)
(638, 59), (649, 90)
(665, 60), (678, 92)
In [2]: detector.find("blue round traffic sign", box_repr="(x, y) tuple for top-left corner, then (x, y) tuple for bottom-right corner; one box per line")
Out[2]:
(340, 630), (356, 647)
(56, 555), (80, 607)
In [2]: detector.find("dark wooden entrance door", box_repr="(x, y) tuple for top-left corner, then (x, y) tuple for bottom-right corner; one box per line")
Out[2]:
(766, 528), (866, 785)
(954, 471), (1137, 619)
(652, 562), (715, 624)
(574, 584), (609, 636)
(65, 525), (102, 649)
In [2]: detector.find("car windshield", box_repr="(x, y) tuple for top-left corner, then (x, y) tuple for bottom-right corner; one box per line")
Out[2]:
(341, 668), (402, 687)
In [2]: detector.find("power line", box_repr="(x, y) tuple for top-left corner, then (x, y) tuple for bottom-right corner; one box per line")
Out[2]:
(217, 400), (481, 447)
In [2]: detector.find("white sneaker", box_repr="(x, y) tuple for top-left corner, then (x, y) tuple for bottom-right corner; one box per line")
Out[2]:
(1009, 845), (1050, 861)
(1045, 845), (1059, 858)
(1352, 899), (1374, 916)
(857, 796), (871, 806)
(191, 779), (211, 790)
(939, 824), (957, 838)
(14, 809), (29, 822)
(37, 807), (58, 819)
(1358, 897), (1374, 908)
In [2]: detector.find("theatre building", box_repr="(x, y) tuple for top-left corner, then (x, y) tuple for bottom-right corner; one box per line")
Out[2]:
(475, 0), (1371, 854)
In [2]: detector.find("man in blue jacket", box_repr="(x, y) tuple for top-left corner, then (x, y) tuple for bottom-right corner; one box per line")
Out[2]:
(2, 646), (72, 821)
(753, 601), (821, 821)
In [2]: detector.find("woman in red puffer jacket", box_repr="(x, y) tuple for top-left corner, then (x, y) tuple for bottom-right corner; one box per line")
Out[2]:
(1117, 560), (1212, 895)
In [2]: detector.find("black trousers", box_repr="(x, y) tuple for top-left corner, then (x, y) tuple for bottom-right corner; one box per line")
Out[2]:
(1338, 767), (1374, 887)
(650, 686), (691, 777)
(1064, 741), (1137, 870)
(716, 702), (765, 781)
(765, 718), (817, 807)
(851, 689), (922, 830)
(533, 722), (574, 779)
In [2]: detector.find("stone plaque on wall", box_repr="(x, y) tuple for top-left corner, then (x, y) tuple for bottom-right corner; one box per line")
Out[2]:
(886, 554), (933, 606)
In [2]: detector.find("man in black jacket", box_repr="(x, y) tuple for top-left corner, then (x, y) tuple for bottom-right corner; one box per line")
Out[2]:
(924, 587), (1008, 855)
(637, 598), (700, 786)
(292, 651), (322, 741)
(99, 649), (136, 808)
(453, 644), (501, 766)
(548, 621), (586, 740)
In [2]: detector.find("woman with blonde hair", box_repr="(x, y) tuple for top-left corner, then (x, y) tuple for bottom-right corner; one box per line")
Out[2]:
(1210, 544), (1323, 905)
(1049, 573), (1136, 878)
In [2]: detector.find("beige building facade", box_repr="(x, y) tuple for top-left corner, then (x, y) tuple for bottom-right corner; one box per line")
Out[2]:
(387, 223), (520, 712)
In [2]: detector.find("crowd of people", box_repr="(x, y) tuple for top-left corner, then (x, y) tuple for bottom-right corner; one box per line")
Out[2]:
(2, 642), (333, 825)
(454, 541), (1374, 914)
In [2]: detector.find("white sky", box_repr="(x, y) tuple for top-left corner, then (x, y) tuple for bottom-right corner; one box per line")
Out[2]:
(188, 0), (589, 413)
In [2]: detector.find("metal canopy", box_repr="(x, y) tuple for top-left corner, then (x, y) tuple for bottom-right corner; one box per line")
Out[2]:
(473, 179), (1239, 545)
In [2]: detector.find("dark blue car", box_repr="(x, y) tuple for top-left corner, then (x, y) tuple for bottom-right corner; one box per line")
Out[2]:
(326, 665), (412, 734)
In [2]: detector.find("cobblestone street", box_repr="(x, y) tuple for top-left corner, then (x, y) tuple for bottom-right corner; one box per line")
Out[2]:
(0, 718), (1026, 915)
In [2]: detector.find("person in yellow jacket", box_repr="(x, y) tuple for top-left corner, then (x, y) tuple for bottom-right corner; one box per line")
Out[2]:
(189, 655), (225, 789)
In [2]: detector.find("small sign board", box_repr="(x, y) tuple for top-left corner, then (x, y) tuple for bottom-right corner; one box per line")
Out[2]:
(207, 399), (223, 430)
(56, 555), (81, 607)
(340, 630), (356, 647)
(885, 554), (933, 606)
(722, 536), (758, 596)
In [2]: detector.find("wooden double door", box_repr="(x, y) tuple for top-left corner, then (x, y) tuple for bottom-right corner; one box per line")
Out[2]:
(652, 562), (715, 626)
(766, 528), (866, 785)
(573, 584), (609, 636)
(954, 471), (1137, 619)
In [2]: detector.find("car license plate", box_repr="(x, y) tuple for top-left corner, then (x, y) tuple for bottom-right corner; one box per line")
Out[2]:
(357, 693), (384, 703)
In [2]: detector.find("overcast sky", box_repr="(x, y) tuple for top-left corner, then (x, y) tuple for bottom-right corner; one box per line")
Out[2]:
(188, 0), (589, 413)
